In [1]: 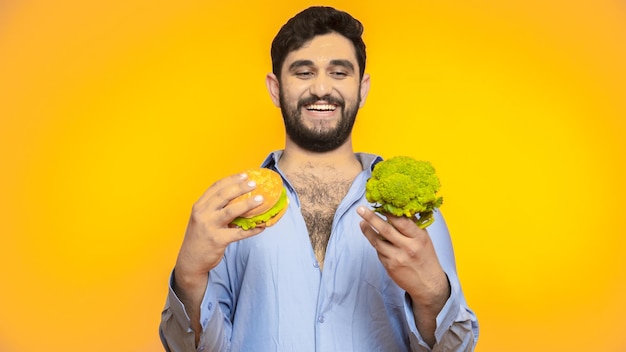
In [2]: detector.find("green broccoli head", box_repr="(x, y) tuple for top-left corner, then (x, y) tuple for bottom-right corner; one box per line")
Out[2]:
(365, 156), (443, 228)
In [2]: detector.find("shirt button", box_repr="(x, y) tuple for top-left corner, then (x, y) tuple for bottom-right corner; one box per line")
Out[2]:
(198, 346), (205, 351)
(318, 315), (325, 323)
(207, 302), (213, 310)
(313, 262), (319, 268)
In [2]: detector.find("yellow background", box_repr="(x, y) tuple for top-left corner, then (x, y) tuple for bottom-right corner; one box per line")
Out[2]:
(1, 0), (625, 351)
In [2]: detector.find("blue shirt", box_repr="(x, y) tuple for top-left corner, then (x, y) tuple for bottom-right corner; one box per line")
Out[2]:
(160, 151), (479, 352)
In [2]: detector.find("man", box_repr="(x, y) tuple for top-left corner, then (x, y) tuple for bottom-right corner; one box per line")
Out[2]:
(160, 6), (478, 352)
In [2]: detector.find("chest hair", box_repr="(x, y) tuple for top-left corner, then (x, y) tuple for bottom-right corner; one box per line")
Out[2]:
(287, 170), (355, 270)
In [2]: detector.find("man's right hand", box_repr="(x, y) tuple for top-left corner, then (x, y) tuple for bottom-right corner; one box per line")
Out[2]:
(173, 171), (267, 295)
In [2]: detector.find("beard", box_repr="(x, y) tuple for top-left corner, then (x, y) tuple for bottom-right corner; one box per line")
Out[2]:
(279, 89), (360, 153)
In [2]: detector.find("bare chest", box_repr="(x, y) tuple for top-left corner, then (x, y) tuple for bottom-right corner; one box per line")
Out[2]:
(288, 173), (354, 269)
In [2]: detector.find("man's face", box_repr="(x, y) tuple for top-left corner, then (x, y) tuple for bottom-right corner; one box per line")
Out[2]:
(275, 32), (369, 153)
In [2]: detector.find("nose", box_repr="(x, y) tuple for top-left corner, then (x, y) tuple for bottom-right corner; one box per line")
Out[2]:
(309, 74), (331, 98)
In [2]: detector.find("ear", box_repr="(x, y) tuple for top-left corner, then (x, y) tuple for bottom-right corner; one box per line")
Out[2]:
(358, 73), (371, 108)
(265, 73), (281, 108)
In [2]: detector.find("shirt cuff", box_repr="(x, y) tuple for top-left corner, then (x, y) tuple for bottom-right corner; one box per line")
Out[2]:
(403, 275), (462, 346)
(166, 271), (220, 333)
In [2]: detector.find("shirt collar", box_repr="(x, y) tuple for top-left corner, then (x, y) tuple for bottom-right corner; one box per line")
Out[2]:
(260, 150), (382, 173)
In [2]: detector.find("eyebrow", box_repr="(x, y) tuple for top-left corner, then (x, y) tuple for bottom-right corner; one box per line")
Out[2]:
(288, 60), (314, 72)
(329, 59), (355, 73)
(288, 59), (356, 73)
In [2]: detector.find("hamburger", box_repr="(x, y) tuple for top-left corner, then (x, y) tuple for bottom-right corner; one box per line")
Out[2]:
(229, 168), (288, 230)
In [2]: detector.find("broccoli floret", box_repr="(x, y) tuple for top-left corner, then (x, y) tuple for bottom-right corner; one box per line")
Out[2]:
(365, 156), (443, 228)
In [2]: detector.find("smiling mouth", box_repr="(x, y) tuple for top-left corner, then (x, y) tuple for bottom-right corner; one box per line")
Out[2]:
(304, 103), (337, 112)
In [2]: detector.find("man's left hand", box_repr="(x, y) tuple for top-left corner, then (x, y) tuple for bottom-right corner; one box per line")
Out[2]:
(357, 206), (450, 311)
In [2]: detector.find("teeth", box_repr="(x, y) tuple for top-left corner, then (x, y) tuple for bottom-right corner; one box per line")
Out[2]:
(306, 104), (336, 111)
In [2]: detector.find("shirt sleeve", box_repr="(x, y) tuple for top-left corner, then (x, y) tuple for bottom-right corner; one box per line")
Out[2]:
(403, 277), (479, 351)
(403, 211), (480, 351)
(159, 271), (232, 352)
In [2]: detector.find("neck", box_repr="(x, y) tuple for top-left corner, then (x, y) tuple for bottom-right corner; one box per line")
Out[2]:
(279, 137), (361, 176)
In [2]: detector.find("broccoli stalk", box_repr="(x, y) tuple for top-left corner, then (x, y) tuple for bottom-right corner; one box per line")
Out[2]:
(365, 156), (443, 229)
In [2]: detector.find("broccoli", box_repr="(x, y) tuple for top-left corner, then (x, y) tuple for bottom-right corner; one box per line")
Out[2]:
(365, 156), (443, 228)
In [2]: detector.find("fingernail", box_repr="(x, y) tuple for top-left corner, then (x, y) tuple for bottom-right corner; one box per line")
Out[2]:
(254, 195), (263, 203)
(240, 173), (247, 179)
(357, 206), (365, 215)
(247, 180), (256, 188)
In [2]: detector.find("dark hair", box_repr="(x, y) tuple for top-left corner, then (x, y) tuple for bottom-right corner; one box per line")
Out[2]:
(271, 6), (366, 80)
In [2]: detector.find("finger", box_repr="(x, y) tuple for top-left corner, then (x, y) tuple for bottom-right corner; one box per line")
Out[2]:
(359, 217), (379, 244)
(385, 214), (424, 239)
(357, 206), (404, 245)
(357, 207), (401, 254)
(230, 225), (266, 241)
(357, 206), (386, 228)
(218, 192), (265, 225)
(360, 220), (395, 258)
(197, 172), (255, 210)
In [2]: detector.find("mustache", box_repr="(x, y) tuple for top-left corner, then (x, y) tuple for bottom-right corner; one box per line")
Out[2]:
(297, 95), (345, 110)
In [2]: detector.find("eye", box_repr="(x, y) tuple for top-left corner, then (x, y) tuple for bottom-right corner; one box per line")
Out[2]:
(330, 71), (349, 79)
(295, 71), (314, 79)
